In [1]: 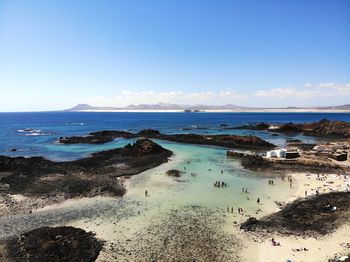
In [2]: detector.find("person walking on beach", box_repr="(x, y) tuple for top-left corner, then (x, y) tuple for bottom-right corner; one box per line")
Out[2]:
(257, 197), (260, 204)
(145, 190), (148, 197)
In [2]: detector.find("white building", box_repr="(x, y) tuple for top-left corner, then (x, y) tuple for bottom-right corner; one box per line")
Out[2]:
(266, 149), (287, 158)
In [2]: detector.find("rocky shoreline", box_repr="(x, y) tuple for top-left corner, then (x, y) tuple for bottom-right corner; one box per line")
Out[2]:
(233, 119), (350, 138)
(228, 152), (348, 174)
(0, 139), (172, 203)
(59, 129), (276, 150)
(240, 192), (350, 236)
(0, 226), (103, 261)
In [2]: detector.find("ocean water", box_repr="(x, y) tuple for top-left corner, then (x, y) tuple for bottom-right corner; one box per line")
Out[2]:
(1, 112), (349, 254)
(1, 111), (350, 160)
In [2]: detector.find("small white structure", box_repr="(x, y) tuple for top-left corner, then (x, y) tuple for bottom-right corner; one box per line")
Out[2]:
(266, 149), (287, 158)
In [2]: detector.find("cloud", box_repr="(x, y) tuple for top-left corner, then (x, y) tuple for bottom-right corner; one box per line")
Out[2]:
(254, 82), (350, 99)
(82, 89), (247, 106)
(80, 82), (350, 107)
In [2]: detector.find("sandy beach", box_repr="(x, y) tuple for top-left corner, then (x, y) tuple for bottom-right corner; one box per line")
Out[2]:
(64, 165), (350, 261)
(240, 171), (350, 262)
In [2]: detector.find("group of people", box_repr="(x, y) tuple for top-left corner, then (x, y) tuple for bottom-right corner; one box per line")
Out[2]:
(268, 179), (274, 185)
(271, 238), (281, 246)
(226, 206), (244, 214)
(242, 188), (248, 193)
(214, 181), (227, 188)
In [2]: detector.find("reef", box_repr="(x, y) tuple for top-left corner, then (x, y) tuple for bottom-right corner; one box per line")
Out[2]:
(59, 129), (276, 150)
(0, 139), (172, 198)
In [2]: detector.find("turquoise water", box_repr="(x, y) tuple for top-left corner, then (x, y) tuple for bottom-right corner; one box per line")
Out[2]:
(1, 111), (349, 159)
(125, 140), (294, 216)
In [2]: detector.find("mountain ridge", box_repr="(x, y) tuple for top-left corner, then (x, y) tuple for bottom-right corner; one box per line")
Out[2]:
(66, 103), (350, 111)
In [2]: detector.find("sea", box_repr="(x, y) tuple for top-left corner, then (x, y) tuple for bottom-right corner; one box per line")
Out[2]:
(1, 111), (350, 252)
(1, 111), (350, 160)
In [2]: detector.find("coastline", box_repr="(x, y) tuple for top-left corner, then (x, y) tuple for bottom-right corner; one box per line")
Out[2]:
(1, 117), (350, 261)
(239, 171), (350, 262)
(1, 155), (349, 261)
(70, 109), (350, 113)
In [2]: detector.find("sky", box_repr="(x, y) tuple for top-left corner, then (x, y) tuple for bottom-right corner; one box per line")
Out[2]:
(0, 0), (349, 111)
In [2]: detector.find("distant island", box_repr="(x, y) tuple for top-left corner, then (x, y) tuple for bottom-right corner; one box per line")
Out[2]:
(65, 103), (350, 112)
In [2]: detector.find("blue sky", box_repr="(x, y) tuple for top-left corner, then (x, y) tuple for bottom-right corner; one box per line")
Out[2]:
(0, 0), (349, 111)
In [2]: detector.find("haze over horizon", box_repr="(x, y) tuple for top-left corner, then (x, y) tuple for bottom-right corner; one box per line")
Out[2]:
(1, 0), (350, 112)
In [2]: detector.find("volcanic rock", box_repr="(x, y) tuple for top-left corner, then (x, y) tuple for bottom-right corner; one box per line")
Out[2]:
(240, 192), (350, 236)
(3, 226), (103, 262)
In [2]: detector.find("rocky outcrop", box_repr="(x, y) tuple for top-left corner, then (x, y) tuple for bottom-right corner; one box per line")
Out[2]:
(233, 119), (350, 138)
(240, 192), (350, 236)
(3, 226), (103, 261)
(59, 129), (276, 150)
(59, 130), (137, 144)
(0, 139), (172, 198)
(231, 122), (270, 130)
(303, 119), (350, 138)
(227, 152), (347, 174)
(166, 169), (183, 177)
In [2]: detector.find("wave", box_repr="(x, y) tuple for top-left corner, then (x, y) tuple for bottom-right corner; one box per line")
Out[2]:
(65, 122), (85, 126)
(17, 128), (41, 133)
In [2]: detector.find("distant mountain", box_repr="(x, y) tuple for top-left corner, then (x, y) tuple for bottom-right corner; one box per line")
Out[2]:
(317, 104), (350, 110)
(123, 103), (184, 110)
(66, 103), (244, 111)
(66, 103), (350, 112)
(67, 104), (121, 111)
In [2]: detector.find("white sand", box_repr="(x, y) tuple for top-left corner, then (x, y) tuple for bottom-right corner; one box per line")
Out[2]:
(239, 172), (350, 262)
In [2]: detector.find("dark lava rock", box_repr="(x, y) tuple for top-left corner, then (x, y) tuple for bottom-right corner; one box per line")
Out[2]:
(234, 153), (346, 174)
(274, 122), (304, 133)
(303, 119), (350, 138)
(0, 139), (172, 198)
(286, 139), (302, 143)
(241, 192), (350, 236)
(4, 226), (103, 262)
(137, 129), (161, 137)
(233, 119), (350, 138)
(231, 122), (270, 130)
(160, 133), (276, 150)
(58, 129), (276, 150)
(59, 130), (136, 144)
(166, 169), (183, 177)
(240, 217), (258, 231)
